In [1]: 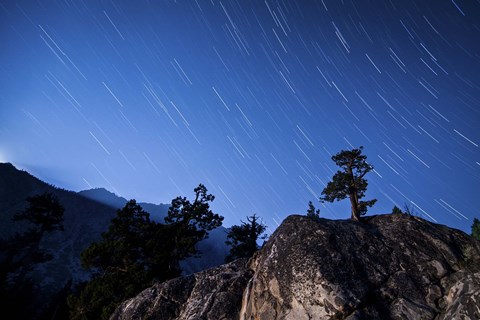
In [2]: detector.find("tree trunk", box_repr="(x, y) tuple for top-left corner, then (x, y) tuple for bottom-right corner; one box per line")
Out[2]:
(347, 165), (360, 221)
(349, 192), (359, 221)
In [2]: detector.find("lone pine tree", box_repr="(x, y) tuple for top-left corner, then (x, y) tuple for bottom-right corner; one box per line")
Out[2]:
(165, 183), (224, 263)
(13, 192), (65, 236)
(8, 192), (65, 269)
(392, 205), (403, 215)
(320, 146), (377, 221)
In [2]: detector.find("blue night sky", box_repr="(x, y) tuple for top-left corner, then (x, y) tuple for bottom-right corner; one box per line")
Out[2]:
(1, 0), (479, 233)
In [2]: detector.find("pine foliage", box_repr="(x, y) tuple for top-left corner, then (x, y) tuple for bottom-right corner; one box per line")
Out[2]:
(320, 147), (377, 221)
(225, 214), (267, 262)
(392, 206), (403, 214)
(165, 183), (224, 260)
(13, 192), (64, 235)
(306, 201), (321, 220)
(68, 184), (223, 320)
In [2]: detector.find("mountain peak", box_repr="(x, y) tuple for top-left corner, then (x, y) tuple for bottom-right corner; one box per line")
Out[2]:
(82, 187), (114, 194)
(78, 187), (127, 209)
(79, 187), (119, 197)
(0, 162), (30, 176)
(0, 162), (16, 168)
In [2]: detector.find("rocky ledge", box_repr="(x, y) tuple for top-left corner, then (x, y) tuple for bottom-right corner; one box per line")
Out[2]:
(111, 214), (480, 319)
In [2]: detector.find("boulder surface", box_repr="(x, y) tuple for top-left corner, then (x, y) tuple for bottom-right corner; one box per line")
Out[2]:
(111, 258), (252, 320)
(111, 214), (480, 320)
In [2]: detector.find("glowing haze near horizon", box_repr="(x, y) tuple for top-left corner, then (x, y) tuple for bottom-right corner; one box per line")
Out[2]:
(1, 0), (479, 233)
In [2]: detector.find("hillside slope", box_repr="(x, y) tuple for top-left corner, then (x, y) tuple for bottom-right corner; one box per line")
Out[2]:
(0, 163), (229, 317)
(0, 163), (118, 286)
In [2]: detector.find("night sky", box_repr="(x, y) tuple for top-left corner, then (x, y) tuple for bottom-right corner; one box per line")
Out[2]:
(1, 0), (479, 233)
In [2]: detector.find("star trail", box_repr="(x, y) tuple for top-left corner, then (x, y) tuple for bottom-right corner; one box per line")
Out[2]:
(1, 0), (479, 233)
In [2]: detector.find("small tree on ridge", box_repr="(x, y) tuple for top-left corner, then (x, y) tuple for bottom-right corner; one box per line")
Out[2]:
(320, 146), (377, 221)
(392, 206), (403, 214)
(472, 218), (480, 241)
(306, 201), (320, 220)
(225, 214), (267, 262)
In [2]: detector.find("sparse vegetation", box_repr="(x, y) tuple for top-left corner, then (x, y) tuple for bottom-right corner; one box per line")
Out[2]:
(392, 206), (403, 214)
(306, 201), (321, 220)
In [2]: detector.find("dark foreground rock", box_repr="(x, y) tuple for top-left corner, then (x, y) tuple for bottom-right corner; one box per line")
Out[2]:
(111, 258), (252, 320)
(111, 214), (480, 320)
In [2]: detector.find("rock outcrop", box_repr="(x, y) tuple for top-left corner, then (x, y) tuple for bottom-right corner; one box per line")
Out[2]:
(111, 258), (252, 319)
(111, 214), (480, 320)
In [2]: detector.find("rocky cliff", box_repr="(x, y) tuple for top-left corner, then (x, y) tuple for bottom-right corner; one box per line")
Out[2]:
(111, 214), (480, 320)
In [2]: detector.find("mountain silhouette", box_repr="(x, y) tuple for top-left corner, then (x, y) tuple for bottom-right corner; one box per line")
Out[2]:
(0, 163), (229, 317)
(78, 187), (170, 221)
